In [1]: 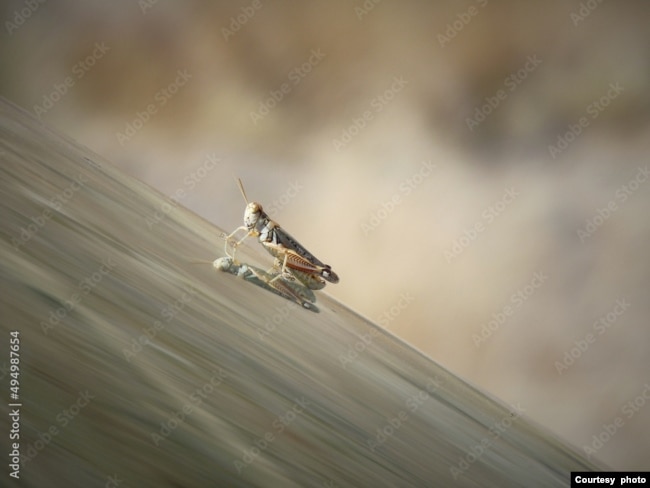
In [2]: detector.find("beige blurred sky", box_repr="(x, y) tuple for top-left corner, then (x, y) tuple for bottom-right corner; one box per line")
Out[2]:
(3, 0), (650, 469)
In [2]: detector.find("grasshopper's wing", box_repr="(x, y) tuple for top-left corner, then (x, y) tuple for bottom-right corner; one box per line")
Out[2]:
(270, 225), (328, 268)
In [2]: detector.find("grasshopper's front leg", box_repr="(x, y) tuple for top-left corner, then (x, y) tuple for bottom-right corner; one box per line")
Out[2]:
(222, 226), (252, 259)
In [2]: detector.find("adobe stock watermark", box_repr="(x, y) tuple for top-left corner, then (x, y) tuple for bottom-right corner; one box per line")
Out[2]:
(104, 473), (124, 488)
(145, 153), (221, 229)
(264, 180), (303, 218)
(116, 69), (192, 146)
(339, 292), (414, 369)
(151, 369), (228, 446)
(576, 165), (649, 243)
(5, 0), (47, 36)
(12, 173), (87, 251)
(33, 42), (111, 118)
(555, 298), (630, 375)
(40, 257), (117, 335)
(354, 0), (382, 20)
(367, 377), (441, 452)
(222, 0), (263, 42)
(444, 187), (519, 262)
(360, 160), (436, 236)
(233, 396), (310, 474)
(437, 0), (488, 48)
(257, 300), (298, 340)
(123, 285), (196, 362)
(570, 0), (605, 26)
(450, 402), (526, 480)
(332, 76), (408, 151)
(20, 390), (95, 467)
(583, 382), (650, 459)
(250, 49), (326, 125)
(139, 0), (160, 14)
(466, 55), (542, 131)
(548, 82), (624, 159)
(472, 270), (548, 347)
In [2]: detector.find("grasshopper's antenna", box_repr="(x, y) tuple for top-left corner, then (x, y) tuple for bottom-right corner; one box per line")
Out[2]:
(236, 178), (249, 204)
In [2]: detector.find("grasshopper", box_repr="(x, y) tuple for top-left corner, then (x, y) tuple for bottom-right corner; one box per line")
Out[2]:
(211, 257), (319, 312)
(223, 179), (339, 288)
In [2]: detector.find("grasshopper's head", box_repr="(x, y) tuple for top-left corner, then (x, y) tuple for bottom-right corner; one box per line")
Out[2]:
(243, 202), (263, 229)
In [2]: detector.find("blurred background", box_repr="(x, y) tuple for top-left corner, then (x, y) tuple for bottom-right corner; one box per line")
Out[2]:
(2, 0), (649, 470)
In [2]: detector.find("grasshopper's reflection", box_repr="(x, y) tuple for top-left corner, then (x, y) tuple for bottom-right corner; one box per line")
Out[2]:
(213, 256), (319, 313)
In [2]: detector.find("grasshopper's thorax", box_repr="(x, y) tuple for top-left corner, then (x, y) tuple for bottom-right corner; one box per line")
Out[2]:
(258, 220), (279, 244)
(243, 202), (263, 229)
